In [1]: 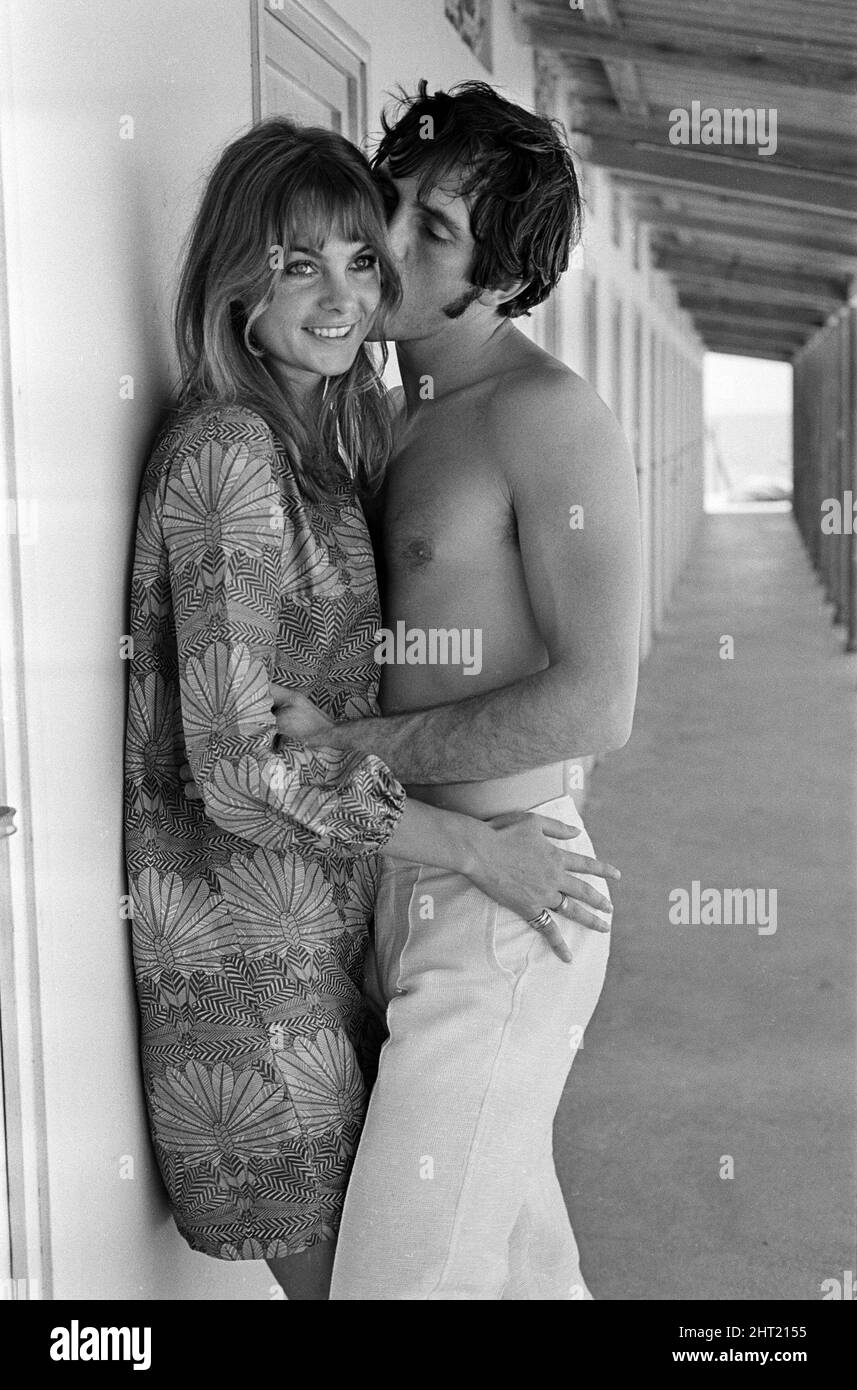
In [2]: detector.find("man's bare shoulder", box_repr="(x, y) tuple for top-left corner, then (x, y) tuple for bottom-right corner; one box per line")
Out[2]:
(486, 355), (631, 479)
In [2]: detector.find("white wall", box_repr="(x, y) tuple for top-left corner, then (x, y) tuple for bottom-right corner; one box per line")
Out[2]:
(344, 0), (535, 132)
(2, 0), (271, 1299)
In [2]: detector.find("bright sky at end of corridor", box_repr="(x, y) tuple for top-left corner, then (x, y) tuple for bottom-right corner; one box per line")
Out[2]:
(704, 353), (792, 418)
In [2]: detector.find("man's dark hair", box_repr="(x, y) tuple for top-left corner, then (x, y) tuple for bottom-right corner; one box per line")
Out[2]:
(372, 80), (582, 319)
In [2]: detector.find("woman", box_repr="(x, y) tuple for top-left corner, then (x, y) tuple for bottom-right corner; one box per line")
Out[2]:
(123, 118), (609, 1300)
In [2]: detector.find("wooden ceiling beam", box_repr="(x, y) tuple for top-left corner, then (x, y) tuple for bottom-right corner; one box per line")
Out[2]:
(580, 0), (650, 119)
(654, 238), (856, 282)
(629, 189), (857, 239)
(526, 17), (857, 94)
(701, 325), (806, 344)
(704, 342), (795, 361)
(703, 328), (802, 347)
(569, 106), (857, 178)
(692, 317), (811, 343)
(669, 274), (841, 312)
(644, 219), (857, 270)
(654, 248), (845, 298)
(622, 13), (857, 66)
(588, 138), (857, 217)
(662, 241), (856, 281)
(635, 217), (857, 269)
(681, 302), (827, 330)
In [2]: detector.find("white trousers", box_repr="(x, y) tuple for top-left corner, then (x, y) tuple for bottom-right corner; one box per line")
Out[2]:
(329, 795), (611, 1301)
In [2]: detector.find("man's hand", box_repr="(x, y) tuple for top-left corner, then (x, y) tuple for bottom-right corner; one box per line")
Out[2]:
(179, 762), (202, 801)
(480, 809), (617, 961)
(178, 687), (335, 801)
(270, 684), (335, 744)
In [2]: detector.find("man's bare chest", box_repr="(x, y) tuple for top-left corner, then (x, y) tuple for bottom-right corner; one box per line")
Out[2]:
(382, 433), (516, 578)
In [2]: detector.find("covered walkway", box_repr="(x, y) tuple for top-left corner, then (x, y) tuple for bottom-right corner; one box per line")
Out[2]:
(559, 509), (857, 1301)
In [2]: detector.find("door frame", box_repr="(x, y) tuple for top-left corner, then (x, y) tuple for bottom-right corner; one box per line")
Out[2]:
(0, 3), (52, 1301)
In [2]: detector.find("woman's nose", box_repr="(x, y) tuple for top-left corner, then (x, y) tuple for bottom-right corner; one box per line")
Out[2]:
(318, 270), (358, 311)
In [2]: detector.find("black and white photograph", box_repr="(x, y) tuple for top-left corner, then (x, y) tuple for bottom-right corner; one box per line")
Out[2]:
(0, 0), (855, 1346)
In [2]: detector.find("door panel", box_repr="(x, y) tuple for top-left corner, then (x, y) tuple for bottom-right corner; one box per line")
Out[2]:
(254, 0), (367, 142)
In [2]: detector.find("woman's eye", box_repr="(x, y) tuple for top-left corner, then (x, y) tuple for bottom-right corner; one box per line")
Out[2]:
(352, 253), (379, 272)
(285, 260), (316, 276)
(422, 224), (448, 244)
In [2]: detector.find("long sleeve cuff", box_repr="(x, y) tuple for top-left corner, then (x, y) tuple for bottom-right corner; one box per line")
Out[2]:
(196, 736), (406, 858)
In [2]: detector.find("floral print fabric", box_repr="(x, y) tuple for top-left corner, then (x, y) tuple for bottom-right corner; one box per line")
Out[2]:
(124, 404), (404, 1259)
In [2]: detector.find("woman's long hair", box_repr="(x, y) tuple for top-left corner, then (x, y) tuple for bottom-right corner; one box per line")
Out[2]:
(174, 118), (401, 500)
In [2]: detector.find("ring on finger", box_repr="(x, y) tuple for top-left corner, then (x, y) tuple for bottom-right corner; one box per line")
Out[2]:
(552, 890), (570, 913)
(527, 909), (554, 932)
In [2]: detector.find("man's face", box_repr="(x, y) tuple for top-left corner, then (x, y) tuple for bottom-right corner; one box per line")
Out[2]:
(376, 168), (482, 341)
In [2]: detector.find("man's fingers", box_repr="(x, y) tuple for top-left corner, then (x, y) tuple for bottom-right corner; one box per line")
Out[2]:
(534, 815), (582, 840)
(538, 918), (574, 964)
(557, 899), (612, 934)
(554, 872), (613, 914)
(271, 683), (318, 709)
(558, 849), (620, 882)
(177, 764), (203, 801)
(486, 810), (527, 829)
(270, 682), (303, 710)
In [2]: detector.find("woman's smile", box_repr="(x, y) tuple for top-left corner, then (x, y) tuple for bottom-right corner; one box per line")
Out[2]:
(304, 323), (358, 340)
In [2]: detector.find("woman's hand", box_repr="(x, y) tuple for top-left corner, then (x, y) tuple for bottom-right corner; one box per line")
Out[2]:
(270, 683), (334, 744)
(465, 811), (619, 964)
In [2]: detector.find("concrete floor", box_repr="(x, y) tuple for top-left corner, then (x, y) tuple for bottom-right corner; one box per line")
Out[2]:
(558, 510), (857, 1301)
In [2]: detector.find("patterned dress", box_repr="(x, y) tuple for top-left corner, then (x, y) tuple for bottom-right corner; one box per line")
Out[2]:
(123, 403), (405, 1260)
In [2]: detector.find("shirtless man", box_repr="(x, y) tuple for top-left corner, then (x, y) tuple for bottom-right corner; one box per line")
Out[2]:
(274, 82), (641, 1300)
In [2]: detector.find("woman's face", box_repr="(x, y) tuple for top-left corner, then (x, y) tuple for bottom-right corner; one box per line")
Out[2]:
(252, 232), (382, 397)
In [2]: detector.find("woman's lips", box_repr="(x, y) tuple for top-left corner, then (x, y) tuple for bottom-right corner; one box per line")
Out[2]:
(304, 324), (356, 340)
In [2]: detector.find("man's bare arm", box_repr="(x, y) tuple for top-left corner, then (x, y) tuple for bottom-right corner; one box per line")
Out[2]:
(306, 373), (642, 783)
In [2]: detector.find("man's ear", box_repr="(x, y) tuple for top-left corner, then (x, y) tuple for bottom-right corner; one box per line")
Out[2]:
(476, 278), (529, 312)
